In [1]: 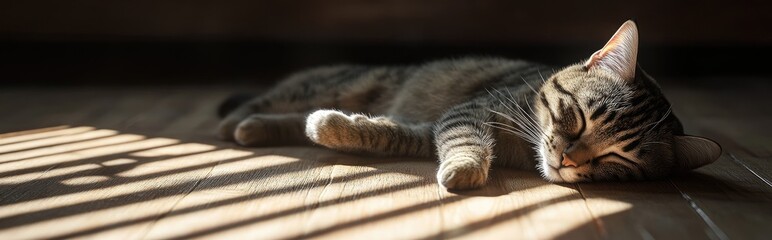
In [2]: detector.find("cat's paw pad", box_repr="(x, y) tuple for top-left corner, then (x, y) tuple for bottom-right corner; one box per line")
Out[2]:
(437, 157), (488, 189)
(234, 117), (270, 146)
(305, 110), (355, 148)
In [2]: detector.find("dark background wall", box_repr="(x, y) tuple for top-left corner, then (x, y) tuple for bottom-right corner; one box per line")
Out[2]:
(1, 0), (770, 85)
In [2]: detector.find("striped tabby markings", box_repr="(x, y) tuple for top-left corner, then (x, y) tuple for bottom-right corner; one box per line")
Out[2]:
(306, 110), (431, 157)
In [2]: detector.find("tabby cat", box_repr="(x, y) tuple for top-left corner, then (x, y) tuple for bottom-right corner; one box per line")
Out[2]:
(217, 21), (721, 189)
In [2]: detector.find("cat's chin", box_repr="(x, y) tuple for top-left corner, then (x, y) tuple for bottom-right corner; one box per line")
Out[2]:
(540, 162), (566, 182)
(557, 167), (586, 183)
(540, 161), (589, 183)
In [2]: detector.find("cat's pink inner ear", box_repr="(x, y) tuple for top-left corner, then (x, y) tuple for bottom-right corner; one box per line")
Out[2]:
(584, 20), (639, 80)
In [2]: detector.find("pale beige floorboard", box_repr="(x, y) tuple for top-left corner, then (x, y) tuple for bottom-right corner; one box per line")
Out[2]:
(142, 149), (441, 239)
(0, 126), (77, 144)
(0, 89), (220, 239)
(0, 84), (770, 239)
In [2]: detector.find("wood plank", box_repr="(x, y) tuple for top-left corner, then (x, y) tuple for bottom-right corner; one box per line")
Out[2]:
(662, 78), (772, 157)
(428, 172), (600, 240)
(670, 153), (772, 240)
(662, 77), (772, 240)
(157, 88), (229, 136)
(0, 126), (92, 146)
(575, 181), (715, 239)
(143, 150), (440, 239)
(0, 89), (114, 133)
(0, 129), (118, 155)
(0, 87), (250, 239)
(0, 145), (252, 239)
(142, 153), (600, 239)
(84, 89), (170, 131)
(0, 84), (769, 239)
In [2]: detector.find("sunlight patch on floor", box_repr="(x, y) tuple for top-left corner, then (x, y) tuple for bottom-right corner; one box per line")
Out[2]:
(529, 198), (632, 239)
(60, 175), (113, 185)
(145, 177), (429, 239)
(0, 126), (644, 239)
(0, 129), (118, 154)
(0, 137), (178, 175)
(130, 143), (217, 158)
(101, 158), (139, 166)
(0, 134), (145, 164)
(0, 126), (92, 145)
(116, 149), (254, 177)
(0, 162), (102, 184)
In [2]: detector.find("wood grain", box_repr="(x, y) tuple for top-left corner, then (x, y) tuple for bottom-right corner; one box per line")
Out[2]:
(0, 81), (769, 239)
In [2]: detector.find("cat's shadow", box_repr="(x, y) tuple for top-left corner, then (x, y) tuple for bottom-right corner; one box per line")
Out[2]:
(445, 169), (558, 197)
(233, 146), (753, 199)
(251, 146), (554, 197)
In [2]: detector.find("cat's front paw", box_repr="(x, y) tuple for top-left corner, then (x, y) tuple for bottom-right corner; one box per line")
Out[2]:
(305, 110), (356, 149)
(437, 157), (488, 189)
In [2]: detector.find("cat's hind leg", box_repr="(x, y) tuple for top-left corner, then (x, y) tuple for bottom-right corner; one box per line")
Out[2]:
(305, 110), (434, 158)
(234, 113), (312, 146)
(218, 66), (377, 141)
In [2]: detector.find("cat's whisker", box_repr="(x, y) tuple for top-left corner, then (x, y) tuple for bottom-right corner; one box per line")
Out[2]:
(484, 122), (525, 139)
(520, 76), (539, 95)
(503, 89), (543, 136)
(505, 111), (541, 142)
(640, 141), (671, 150)
(488, 109), (534, 137)
(484, 122), (539, 145)
(496, 87), (544, 145)
(520, 97), (544, 136)
(487, 109), (540, 143)
(523, 97), (539, 122)
(487, 90), (519, 119)
(495, 103), (539, 139)
(484, 122), (528, 139)
(643, 106), (671, 135)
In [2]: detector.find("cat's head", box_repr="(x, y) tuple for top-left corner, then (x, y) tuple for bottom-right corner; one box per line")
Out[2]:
(534, 21), (721, 182)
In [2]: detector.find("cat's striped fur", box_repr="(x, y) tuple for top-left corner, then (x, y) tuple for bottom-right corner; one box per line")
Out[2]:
(218, 21), (721, 189)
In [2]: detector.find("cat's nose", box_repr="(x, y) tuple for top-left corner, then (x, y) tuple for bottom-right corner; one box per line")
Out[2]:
(561, 153), (578, 167)
(562, 142), (592, 167)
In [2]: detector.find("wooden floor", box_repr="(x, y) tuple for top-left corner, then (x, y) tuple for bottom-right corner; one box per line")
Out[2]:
(0, 78), (770, 239)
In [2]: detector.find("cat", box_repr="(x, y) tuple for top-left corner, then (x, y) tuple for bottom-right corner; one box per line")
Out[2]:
(217, 20), (721, 189)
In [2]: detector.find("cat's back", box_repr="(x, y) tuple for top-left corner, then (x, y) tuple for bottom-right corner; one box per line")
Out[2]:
(388, 57), (549, 122)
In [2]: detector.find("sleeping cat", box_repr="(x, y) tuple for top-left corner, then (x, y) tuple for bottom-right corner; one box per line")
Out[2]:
(217, 20), (721, 189)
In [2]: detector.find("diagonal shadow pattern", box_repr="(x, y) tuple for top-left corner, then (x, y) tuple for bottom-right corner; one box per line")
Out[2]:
(0, 130), (442, 231)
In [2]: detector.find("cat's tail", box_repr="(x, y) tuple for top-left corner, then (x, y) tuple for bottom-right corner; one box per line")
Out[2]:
(217, 93), (256, 119)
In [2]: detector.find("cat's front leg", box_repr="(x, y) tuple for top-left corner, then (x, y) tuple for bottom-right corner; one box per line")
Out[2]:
(434, 100), (495, 189)
(437, 155), (490, 189)
(305, 109), (434, 157)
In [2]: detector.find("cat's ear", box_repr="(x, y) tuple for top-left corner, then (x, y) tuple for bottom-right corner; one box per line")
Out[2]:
(585, 20), (639, 80)
(673, 135), (722, 170)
